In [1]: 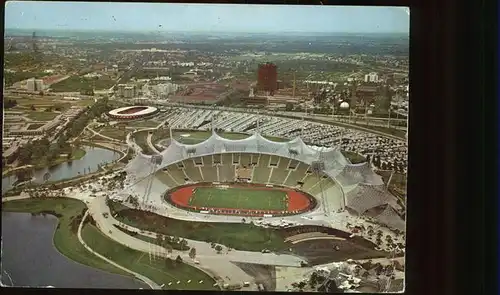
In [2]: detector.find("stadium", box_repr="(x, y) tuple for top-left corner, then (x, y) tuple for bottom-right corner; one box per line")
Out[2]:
(123, 130), (405, 231)
(108, 105), (159, 120)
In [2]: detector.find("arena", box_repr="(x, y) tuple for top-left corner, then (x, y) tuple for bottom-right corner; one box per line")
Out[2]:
(123, 131), (405, 231)
(108, 105), (159, 120)
(166, 182), (316, 217)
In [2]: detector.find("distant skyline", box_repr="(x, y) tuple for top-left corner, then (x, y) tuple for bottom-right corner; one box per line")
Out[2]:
(5, 2), (409, 34)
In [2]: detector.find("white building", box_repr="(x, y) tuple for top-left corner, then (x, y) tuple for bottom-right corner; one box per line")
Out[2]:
(364, 72), (379, 83)
(151, 83), (179, 98)
(26, 78), (36, 92)
(124, 86), (137, 98)
(35, 79), (44, 91)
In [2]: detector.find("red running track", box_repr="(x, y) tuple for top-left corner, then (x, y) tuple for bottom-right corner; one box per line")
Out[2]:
(169, 184), (312, 216)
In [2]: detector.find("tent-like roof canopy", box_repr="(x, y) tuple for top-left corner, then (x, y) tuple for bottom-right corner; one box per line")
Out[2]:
(127, 131), (383, 188)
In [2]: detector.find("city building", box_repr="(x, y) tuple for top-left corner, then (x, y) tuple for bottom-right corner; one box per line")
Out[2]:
(26, 78), (36, 92)
(364, 72), (379, 83)
(116, 84), (126, 97)
(124, 86), (136, 98)
(257, 62), (278, 95)
(151, 83), (179, 98)
(26, 78), (45, 92)
(35, 79), (44, 91)
(356, 85), (379, 104)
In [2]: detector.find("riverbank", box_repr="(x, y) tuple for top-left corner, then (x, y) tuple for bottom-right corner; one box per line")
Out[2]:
(1, 211), (146, 289)
(82, 222), (217, 290)
(2, 197), (218, 290)
(3, 148), (87, 178)
(2, 198), (130, 277)
(2, 145), (122, 196)
(37, 147), (87, 169)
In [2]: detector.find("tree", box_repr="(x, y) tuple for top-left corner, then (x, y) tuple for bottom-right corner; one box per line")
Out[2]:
(309, 272), (320, 287)
(285, 102), (294, 111)
(189, 247), (197, 259)
(214, 245), (223, 253)
(165, 244), (173, 256)
(318, 280), (341, 293)
(156, 233), (164, 247)
(179, 239), (188, 249)
(164, 256), (172, 266)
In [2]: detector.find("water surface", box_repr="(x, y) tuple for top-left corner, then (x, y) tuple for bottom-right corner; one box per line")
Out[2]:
(1, 212), (147, 289)
(2, 146), (120, 194)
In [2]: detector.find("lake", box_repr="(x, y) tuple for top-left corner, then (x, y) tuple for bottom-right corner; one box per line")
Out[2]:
(1, 212), (148, 289)
(2, 146), (120, 194)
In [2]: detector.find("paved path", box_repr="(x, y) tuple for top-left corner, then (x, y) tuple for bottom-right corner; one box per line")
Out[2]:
(85, 125), (122, 143)
(146, 133), (161, 154)
(77, 210), (160, 289)
(88, 196), (256, 290)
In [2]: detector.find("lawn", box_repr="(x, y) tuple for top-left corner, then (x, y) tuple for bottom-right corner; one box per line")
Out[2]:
(113, 225), (190, 251)
(26, 123), (45, 130)
(82, 224), (216, 290)
(26, 111), (59, 121)
(3, 71), (51, 86)
(99, 127), (129, 141)
(189, 187), (288, 211)
(31, 147), (87, 169)
(132, 130), (156, 155)
(11, 98), (72, 110)
(2, 198), (130, 277)
(127, 121), (160, 129)
(50, 75), (116, 92)
(109, 201), (289, 252)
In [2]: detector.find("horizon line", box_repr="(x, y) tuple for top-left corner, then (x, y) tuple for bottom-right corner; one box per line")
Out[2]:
(4, 28), (409, 35)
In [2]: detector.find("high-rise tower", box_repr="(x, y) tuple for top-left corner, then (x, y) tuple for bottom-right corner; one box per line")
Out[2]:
(257, 62), (278, 96)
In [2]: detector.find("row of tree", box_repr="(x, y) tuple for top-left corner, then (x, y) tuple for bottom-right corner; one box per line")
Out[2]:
(17, 98), (111, 167)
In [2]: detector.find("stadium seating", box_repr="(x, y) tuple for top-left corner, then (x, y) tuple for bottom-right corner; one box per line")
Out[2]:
(302, 173), (322, 192)
(277, 157), (289, 169)
(322, 183), (344, 212)
(183, 159), (203, 182)
(269, 155), (279, 167)
(221, 153), (233, 166)
(212, 154), (222, 164)
(252, 167), (272, 184)
(201, 155), (218, 182)
(308, 180), (326, 196)
(218, 157), (235, 182)
(258, 154), (271, 167)
(287, 159), (299, 170)
(283, 162), (309, 187)
(231, 153), (241, 165)
(155, 171), (178, 187)
(240, 153), (252, 167)
(269, 166), (289, 184)
(164, 165), (186, 184)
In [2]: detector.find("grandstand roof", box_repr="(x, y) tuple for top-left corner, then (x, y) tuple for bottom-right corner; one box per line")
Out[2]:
(124, 130), (400, 228)
(126, 131), (384, 189)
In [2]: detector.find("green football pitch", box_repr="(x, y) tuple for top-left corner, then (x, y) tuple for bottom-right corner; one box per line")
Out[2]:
(188, 187), (288, 211)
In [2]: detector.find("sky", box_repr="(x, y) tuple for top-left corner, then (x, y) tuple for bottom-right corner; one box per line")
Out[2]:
(5, 1), (409, 33)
